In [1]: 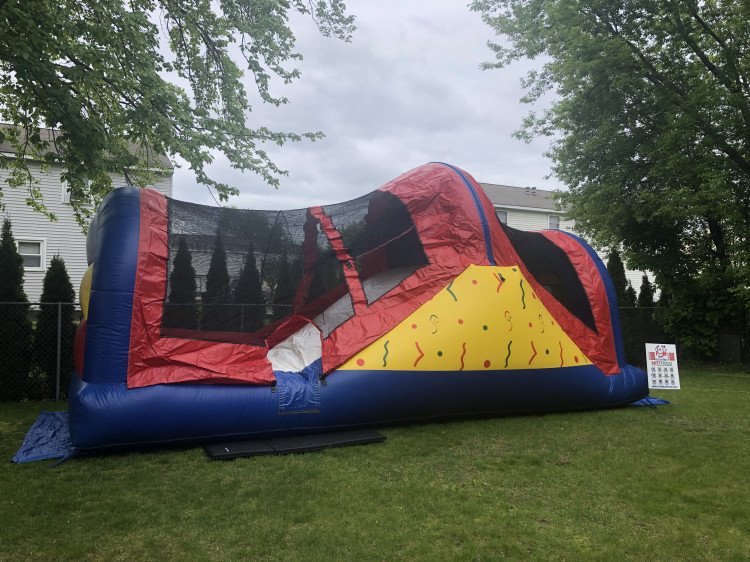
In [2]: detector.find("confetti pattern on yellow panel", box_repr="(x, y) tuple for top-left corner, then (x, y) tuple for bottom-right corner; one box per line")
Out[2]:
(341, 265), (592, 371)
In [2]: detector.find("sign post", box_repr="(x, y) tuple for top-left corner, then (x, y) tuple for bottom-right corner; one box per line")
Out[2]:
(645, 343), (680, 390)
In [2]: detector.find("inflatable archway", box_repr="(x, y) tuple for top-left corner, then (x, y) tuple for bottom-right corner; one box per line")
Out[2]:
(70, 163), (647, 450)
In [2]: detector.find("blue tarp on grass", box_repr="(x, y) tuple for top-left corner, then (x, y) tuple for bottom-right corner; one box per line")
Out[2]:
(628, 396), (670, 407)
(12, 411), (75, 463)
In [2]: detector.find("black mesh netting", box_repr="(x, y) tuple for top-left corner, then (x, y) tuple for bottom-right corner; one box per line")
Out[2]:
(163, 200), (308, 342)
(324, 191), (428, 304)
(500, 222), (597, 331)
(162, 191), (428, 343)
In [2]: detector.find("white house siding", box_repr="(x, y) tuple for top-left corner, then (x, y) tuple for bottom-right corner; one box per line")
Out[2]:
(504, 208), (549, 231)
(624, 270), (650, 298)
(1, 162), (172, 302)
(497, 206), (575, 233)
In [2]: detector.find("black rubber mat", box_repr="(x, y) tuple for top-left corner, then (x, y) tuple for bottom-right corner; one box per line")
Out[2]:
(204, 429), (386, 459)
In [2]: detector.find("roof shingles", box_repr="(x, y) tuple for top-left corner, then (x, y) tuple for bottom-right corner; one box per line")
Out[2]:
(479, 182), (557, 211)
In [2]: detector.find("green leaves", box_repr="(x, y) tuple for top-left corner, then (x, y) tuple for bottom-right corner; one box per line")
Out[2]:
(474, 0), (750, 359)
(0, 0), (355, 226)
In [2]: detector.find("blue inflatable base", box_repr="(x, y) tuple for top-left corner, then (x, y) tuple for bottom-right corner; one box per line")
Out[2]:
(13, 363), (652, 461)
(68, 362), (649, 451)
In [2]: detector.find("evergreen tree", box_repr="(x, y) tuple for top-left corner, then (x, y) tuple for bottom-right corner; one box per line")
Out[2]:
(33, 255), (75, 399)
(638, 275), (656, 308)
(635, 274), (660, 354)
(233, 239), (265, 332)
(606, 249), (628, 306)
(619, 280), (638, 362)
(165, 237), (198, 329)
(200, 233), (231, 331)
(0, 219), (26, 301)
(0, 219), (33, 400)
(623, 283), (637, 308)
(308, 242), (344, 303)
(271, 254), (302, 321)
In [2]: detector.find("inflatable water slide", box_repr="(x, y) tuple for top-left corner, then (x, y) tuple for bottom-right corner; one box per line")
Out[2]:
(69, 162), (648, 450)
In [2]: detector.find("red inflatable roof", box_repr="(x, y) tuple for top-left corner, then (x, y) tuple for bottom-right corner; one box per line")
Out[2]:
(124, 163), (619, 388)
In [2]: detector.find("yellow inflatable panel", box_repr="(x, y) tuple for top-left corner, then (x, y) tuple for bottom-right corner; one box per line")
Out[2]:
(341, 265), (591, 371)
(80, 264), (93, 320)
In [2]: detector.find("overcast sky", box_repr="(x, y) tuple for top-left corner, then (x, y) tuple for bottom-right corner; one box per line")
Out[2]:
(172, 0), (561, 209)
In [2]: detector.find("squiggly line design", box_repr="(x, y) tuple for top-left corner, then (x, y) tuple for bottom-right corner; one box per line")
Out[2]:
(413, 342), (424, 367)
(446, 281), (457, 302)
(559, 341), (564, 367)
(528, 340), (537, 365)
(504, 341), (512, 368)
(538, 314), (545, 333)
(504, 310), (512, 331)
(520, 279), (526, 309)
(494, 273), (504, 292)
(430, 314), (439, 334)
(383, 340), (390, 367)
(459, 342), (467, 371)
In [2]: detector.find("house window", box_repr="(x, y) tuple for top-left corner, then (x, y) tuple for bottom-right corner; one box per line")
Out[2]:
(496, 209), (508, 224)
(17, 240), (45, 270)
(62, 179), (90, 204)
(548, 214), (560, 229)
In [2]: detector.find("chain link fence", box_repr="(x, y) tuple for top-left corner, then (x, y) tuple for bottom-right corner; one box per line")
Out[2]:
(618, 307), (675, 367)
(0, 302), (679, 402)
(0, 302), (80, 402)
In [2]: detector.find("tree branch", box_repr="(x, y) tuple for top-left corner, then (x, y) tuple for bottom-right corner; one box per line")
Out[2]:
(593, 9), (750, 178)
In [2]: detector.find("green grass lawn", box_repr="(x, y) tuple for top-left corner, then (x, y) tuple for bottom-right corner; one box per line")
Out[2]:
(1, 367), (749, 560)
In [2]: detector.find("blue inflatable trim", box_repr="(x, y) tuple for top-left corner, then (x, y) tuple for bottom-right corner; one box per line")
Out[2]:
(436, 162), (497, 266)
(83, 187), (141, 384)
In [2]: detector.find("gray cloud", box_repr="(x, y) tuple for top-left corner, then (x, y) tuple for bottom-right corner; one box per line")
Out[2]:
(173, 0), (561, 209)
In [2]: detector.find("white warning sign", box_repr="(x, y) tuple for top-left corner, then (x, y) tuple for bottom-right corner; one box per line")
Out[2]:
(646, 343), (680, 390)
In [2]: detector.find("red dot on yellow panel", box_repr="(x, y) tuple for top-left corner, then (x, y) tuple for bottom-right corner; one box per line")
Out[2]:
(574, 356), (579, 364)
(458, 319), (464, 324)
(483, 360), (491, 368)
(528, 322), (533, 328)
(356, 359), (365, 367)
(411, 324), (417, 329)
(472, 280), (478, 285)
